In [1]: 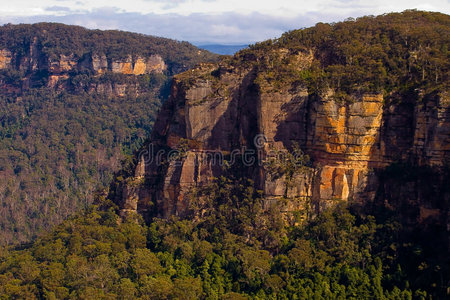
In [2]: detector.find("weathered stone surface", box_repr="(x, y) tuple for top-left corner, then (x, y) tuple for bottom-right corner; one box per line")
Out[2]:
(49, 54), (77, 73)
(144, 55), (166, 74)
(412, 93), (450, 166)
(0, 49), (12, 69)
(110, 55), (166, 75)
(47, 74), (69, 88)
(91, 54), (108, 74)
(118, 53), (449, 226)
(111, 55), (133, 74)
(0, 45), (166, 94)
(85, 82), (136, 97)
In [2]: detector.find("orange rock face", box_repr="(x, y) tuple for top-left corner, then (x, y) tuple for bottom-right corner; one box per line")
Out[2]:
(0, 49), (12, 69)
(0, 47), (167, 93)
(49, 54), (77, 74)
(110, 55), (166, 75)
(133, 58), (148, 75)
(118, 55), (449, 225)
(47, 74), (69, 88)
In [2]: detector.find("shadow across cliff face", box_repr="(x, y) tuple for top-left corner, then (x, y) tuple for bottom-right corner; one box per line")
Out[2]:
(379, 91), (417, 163)
(130, 67), (264, 219)
(372, 163), (449, 226)
(364, 91), (450, 229)
(203, 67), (265, 191)
(272, 92), (311, 151)
(206, 67), (260, 151)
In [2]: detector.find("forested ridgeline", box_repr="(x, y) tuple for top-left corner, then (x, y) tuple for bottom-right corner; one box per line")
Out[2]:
(231, 10), (449, 96)
(0, 23), (219, 244)
(0, 22), (218, 75)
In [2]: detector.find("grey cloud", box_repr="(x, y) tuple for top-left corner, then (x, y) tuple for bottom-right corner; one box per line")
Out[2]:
(0, 8), (377, 44)
(143, 0), (216, 3)
(45, 6), (73, 12)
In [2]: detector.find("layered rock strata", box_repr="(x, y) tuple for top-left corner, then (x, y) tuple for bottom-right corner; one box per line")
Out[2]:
(0, 43), (166, 92)
(118, 55), (449, 226)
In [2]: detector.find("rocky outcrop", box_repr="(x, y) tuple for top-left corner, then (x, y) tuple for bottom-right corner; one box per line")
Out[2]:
(109, 55), (166, 75)
(0, 45), (167, 92)
(0, 48), (166, 75)
(0, 49), (12, 69)
(118, 51), (449, 226)
(49, 54), (78, 74)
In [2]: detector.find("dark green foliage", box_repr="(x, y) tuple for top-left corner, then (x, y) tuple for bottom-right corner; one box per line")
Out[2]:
(0, 88), (161, 244)
(235, 10), (449, 97)
(0, 177), (447, 299)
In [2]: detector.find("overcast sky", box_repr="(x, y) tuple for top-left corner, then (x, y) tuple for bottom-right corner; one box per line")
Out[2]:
(0, 0), (449, 45)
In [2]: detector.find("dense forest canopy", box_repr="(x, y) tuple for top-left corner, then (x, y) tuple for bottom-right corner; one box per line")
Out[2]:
(0, 88), (162, 244)
(0, 177), (447, 299)
(233, 10), (449, 97)
(0, 23), (218, 244)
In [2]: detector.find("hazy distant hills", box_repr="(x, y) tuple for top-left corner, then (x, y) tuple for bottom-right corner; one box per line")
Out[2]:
(198, 44), (248, 55)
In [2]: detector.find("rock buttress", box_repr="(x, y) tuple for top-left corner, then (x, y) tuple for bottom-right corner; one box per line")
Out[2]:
(119, 56), (449, 226)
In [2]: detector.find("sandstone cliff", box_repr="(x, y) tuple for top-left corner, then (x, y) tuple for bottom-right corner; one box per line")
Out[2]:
(0, 45), (166, 91)
(117, 51), (449, 226)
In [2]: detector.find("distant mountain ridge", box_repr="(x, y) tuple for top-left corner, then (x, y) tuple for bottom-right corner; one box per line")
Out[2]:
(0, 22), (218, 93)
(198, 44), (248, 55)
